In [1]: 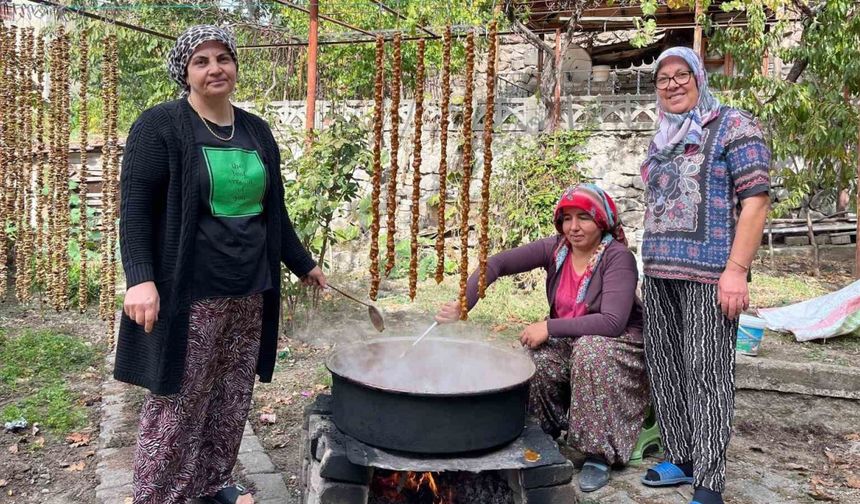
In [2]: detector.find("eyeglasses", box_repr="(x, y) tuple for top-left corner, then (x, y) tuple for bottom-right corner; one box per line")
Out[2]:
(654, 71), (694, 90)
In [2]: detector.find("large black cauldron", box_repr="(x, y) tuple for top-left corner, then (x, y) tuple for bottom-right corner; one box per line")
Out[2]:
(326, 337), (535, 454)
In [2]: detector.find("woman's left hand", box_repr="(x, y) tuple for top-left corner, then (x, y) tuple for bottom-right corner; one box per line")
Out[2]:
(717, 268), (748, 320)
(520, 321), (549, 349)
(301, 266), (327, 289)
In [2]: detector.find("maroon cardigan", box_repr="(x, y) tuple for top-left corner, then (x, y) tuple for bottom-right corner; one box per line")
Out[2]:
(466, 236), (643, 339)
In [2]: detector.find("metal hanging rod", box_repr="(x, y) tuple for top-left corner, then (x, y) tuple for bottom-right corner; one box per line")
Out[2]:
(369, 0), (438, 37)
(23, 0), (176, 40)
(271, 0), (376, 37)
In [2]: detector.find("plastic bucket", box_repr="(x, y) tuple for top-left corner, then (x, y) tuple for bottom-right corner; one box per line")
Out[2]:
(737, 314), (767, 356)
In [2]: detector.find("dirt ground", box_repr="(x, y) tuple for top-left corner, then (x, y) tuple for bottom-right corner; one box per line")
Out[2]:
(0, 303), (108, 504)
(250, 255), (860, 504)
(1, 251), (858, 503)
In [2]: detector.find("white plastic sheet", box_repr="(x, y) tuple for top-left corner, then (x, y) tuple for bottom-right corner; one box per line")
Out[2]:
(757, 279), (860, 342)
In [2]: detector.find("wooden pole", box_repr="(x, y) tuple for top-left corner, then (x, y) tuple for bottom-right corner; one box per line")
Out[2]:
(305, 0), (319, 144)
(553, 28), (561, 131)
(693, 0), (703, 59)
(856, 114), (860, 279)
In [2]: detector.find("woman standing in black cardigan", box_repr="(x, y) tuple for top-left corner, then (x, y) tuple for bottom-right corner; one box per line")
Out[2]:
(117, 25), (325, 504)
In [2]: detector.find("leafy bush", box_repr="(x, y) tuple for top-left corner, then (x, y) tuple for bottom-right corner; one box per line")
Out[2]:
(490, 129), (592, 250)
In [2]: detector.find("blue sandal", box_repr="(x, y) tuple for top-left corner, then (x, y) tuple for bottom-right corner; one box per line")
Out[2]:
(640, 461), (694, 487)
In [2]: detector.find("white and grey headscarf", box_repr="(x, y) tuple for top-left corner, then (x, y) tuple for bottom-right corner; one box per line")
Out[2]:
(167, 25), (238, 97)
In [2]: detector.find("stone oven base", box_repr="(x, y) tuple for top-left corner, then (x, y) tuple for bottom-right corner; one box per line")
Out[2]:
(300, 394), (578, 504)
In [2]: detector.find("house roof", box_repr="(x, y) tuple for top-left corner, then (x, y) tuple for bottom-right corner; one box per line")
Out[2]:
(508, 0), (749, 32)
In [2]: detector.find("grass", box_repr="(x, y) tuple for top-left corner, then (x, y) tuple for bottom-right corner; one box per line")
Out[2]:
(750, 272), (831, 309)
(0, 328), (99, 435)
(373, 274), (548, 341)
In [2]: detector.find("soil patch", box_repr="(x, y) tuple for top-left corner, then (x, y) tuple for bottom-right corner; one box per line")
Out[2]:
(1, 302), (109, 504)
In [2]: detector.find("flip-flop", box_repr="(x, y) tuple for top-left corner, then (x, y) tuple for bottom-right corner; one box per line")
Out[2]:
(640, 461), (694, 487)
(579, 460), (611, 492)
(205, 484), (252, 504)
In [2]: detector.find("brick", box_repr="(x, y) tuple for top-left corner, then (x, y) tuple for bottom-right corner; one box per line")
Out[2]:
(307, 459), (369, 504)
(520, 461), (574, 489)
(303, 394), (333, 429)
(784, 235), (809, 246)
(307, 414), (336, 461)
(238, 435), (265, 454)
(238, 449), (276, 474)
(317, 430), (372, 484)
(246, 473), (289, 501)
(831, 234), (852, 245)
(524, 482), (578, 504)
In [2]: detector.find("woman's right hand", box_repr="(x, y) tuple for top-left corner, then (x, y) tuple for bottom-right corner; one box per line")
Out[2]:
(124, 281), (160, 333)
(434, 300), (462, 324)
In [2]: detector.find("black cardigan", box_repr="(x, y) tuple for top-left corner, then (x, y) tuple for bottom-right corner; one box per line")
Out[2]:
(115, 99), (316, 395)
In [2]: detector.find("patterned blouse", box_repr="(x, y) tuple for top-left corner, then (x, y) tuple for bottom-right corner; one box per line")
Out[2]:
(642, 106), (771, 284)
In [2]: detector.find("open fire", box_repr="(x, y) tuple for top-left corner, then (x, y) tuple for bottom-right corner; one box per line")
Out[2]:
(369, 470), (514, 504)
(371, 470), (453, 504)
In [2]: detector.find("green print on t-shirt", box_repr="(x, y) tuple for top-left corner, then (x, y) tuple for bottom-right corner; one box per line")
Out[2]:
(202, 147), (266, 217)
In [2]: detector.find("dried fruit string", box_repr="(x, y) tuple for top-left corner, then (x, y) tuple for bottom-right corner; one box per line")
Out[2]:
(99, 34), (120, 342)
(368, 35), (385, 301)
(458, 31), (475, 321)
(408, 39), (426, 301)
(50, 30), (72, 311)
(15, 29), (35, 303)
(384, 33), (402, 277)
(478, 21), (498, 299)
(0, 22), (8, 300)
(434, 26), (452, 285)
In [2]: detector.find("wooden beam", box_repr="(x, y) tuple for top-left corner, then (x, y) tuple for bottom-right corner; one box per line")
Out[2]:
(693, 0), (703, 58)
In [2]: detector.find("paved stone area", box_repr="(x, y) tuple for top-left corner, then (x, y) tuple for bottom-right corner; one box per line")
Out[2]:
(94, 352), (289, 504)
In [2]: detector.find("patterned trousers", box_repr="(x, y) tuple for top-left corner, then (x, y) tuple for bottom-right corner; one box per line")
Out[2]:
(643, 277), (738, 492)
(528, 333), (649, 465)
(132, 294), (263, 504)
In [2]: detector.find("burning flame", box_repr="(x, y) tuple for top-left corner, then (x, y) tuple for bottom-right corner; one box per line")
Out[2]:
(372, 470), (451, 503)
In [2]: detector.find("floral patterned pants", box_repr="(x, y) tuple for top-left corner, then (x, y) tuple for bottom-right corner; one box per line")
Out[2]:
(528, 333), (649, 465)
(132, 294), (263, 504)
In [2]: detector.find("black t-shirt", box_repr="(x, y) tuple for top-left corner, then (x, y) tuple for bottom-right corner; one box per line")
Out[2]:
(191, 111), (272, 299)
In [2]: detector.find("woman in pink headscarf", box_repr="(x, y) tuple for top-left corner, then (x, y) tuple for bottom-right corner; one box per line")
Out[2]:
(436, 183), (649, 492)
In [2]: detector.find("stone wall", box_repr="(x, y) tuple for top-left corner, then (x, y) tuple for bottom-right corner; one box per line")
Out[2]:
(245, 99), (654, 271)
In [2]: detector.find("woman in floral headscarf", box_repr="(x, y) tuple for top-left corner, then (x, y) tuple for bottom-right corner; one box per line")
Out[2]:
(638, 47), (770, 504)
(436, 183), (649, 492)
(115, 25), (326, 504)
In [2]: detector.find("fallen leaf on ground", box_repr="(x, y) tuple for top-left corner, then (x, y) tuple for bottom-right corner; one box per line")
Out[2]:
(808, 486), (836, 501)
(259, 413), (277, 425)
(787, 463), (809, 472)
(8, 445), (18, 454)
(846, 474), (860, 489)
(66, 432), (91, 447)
(314, 384), (327, 391)
(0, 480), (7, 488)
(31, 424), (40, 436)
(33, 437), (45, 448)
(845, 433), (860, 442)
(65, 461), (85, 472)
